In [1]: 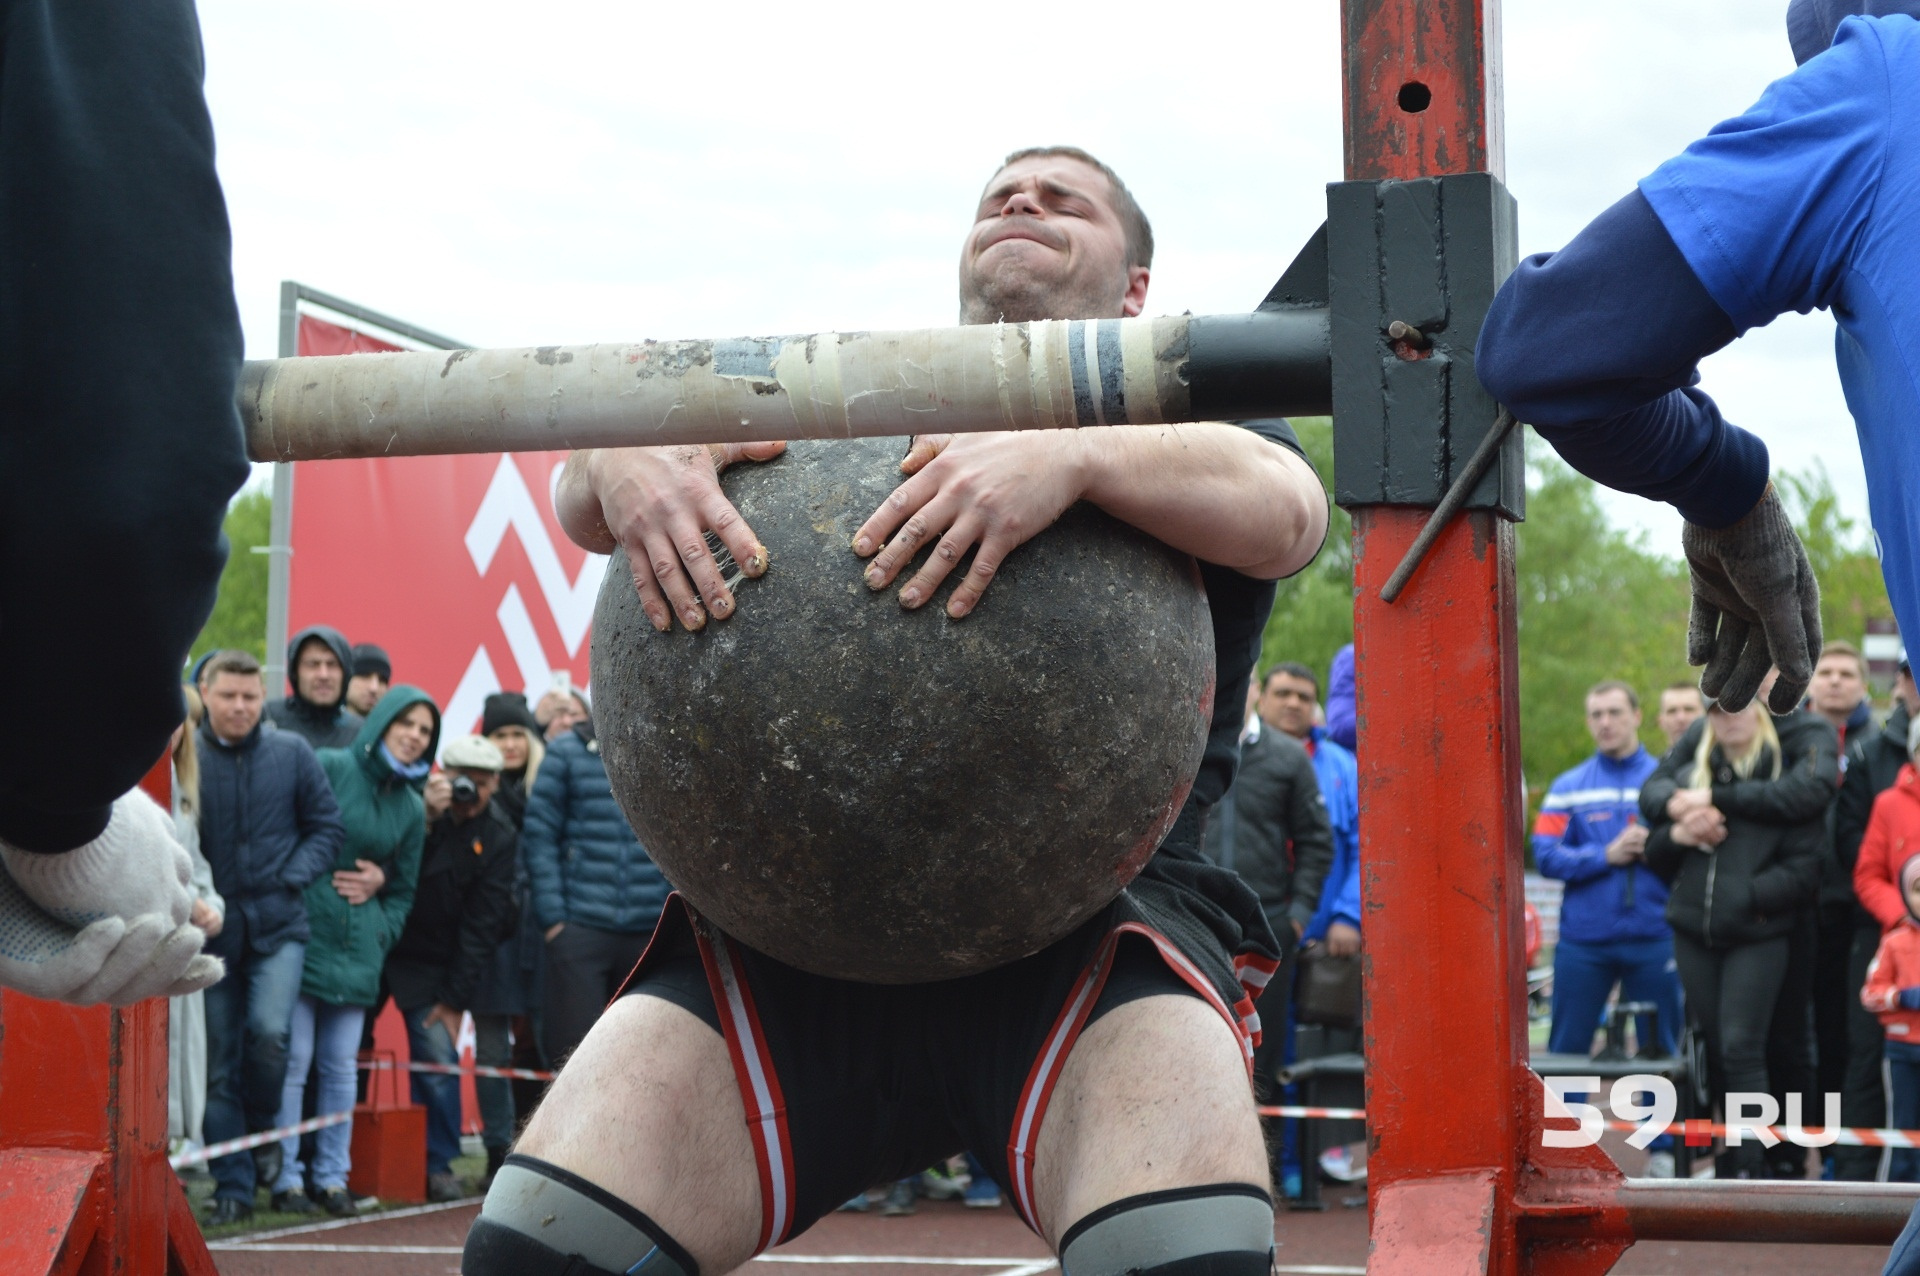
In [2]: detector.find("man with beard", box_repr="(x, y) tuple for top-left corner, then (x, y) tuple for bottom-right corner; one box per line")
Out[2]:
(464, 147), (1328, 1276)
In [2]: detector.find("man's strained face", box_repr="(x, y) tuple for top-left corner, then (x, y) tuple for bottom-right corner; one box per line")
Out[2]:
(959, 155), (1143, 325)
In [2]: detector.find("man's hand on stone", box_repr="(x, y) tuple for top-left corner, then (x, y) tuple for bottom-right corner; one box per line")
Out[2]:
(1682, 484), (1821, 714)
(852, 431), (1087, 619)
(556, 444), (782, 633)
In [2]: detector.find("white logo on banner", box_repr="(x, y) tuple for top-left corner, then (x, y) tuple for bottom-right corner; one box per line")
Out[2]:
(440, 457), (608, 747)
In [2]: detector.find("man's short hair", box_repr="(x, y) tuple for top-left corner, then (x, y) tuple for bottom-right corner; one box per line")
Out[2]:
(1263, 662), (1320, 697)
(1587, 679), (1639, 711)
(1819, 639), (1869, 681)
(1663, 680), (1702, 696)
(201, 649), (262, 685)
(995, 145), (1154, 270)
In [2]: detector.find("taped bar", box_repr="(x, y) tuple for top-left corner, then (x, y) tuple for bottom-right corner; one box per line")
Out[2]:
(237, 310), (1330, 462)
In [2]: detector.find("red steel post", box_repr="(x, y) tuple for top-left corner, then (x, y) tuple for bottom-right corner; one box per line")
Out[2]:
(1340, 3), (1628, 1273)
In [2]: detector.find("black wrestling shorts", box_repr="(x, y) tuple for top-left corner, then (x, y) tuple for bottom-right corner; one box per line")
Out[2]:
(613, 849), (1278, 1251)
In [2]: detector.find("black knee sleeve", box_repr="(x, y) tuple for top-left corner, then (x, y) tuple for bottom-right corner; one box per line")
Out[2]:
(1060, 1184), (1273, 1276)
(463, 1154), (698, 1276)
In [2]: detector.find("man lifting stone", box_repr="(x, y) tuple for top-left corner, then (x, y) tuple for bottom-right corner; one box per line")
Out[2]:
(462, 146), (1330, 1276)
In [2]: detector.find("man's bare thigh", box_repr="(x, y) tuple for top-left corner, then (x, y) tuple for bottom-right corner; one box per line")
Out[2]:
(515, 993), (762, 1273)
(1030, 992), (1269, 1248)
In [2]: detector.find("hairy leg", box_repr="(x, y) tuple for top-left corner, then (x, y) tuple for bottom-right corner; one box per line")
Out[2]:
(513, 993), (761, 1272)
(1030, 993), (1269, 1248)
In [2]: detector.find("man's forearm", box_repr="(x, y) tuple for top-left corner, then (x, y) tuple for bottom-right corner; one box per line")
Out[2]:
(1074, 423), (1325, 579)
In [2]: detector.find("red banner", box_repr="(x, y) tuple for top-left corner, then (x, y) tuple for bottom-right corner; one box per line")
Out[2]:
(287, 315), (602, 741)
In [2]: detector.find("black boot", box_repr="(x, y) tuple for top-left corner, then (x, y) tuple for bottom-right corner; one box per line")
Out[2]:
(482, 1145), (507, 1190)
(253, 1141), (283, 1193)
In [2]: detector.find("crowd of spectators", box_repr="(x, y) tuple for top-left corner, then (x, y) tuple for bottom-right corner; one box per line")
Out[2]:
(171, 634), (672, 1224)
(1535, 642), (1920, 1181)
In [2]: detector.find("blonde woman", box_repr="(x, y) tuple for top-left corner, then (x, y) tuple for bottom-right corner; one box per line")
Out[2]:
(1642, 688), (1829, 1178)
(169, 685), (226, 1153)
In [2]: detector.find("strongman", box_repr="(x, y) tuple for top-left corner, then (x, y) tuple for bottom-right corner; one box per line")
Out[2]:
(462, 146), (1330, 1276)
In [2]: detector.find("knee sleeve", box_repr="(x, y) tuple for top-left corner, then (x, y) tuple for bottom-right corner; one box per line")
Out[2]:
(463, 1154), (698, 1276)
(1060, 1184), (1273, 1276)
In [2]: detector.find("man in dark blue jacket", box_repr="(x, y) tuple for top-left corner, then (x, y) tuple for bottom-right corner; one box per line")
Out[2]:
(1479, 1), (1920, 723)
(194, 650), (345, 1223)
(522, 710), (670, 1065)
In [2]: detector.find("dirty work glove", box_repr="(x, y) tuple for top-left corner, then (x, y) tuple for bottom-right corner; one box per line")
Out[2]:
(1681, 484), (1820, 715)
(0, 866), (223, 1004)
(0, 788), (193, 929)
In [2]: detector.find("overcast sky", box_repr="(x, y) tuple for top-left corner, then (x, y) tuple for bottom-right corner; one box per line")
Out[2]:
(198, 0), (1861, 555)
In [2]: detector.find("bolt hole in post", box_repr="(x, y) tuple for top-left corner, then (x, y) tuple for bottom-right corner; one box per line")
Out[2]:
(1387, 319), (1432, 362)
(1397, 80), (1432, 113)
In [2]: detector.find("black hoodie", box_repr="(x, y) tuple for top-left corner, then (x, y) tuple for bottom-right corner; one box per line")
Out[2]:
(266, 624), (363, 750)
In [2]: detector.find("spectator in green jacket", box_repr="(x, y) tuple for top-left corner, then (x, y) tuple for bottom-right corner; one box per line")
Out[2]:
(267, 687), (438, 1217)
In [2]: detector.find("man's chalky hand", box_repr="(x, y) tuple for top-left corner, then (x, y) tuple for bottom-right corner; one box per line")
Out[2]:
(1681, 485), (1821, 715)
(0, 788), (193, 929)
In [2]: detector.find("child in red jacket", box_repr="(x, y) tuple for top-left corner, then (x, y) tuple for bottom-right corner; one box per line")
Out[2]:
(1862, 854), (1920, 1180)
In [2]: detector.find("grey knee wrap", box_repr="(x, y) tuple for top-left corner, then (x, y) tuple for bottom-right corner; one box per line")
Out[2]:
(1060, 1184), (1273, 1276)
(463, 1155), (698, 1276)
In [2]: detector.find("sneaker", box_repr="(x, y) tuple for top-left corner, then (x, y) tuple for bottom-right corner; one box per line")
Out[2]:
(920, 1165), (965, 1201)
(837, 1191), (872, 1212)
(428, 1171), (465, 1202)
(881, 1179), (917, 1216)
(315, 1186), (359, 1218)
(1642, 1151), (1676, 1180)
(1319, 1145), (1366, 1184)
(963, 1175), (1003, 1209)
(202, 1197), (253, 1226)
(271, 1188), (321, 1215)
(252, 1142), (283, 1192)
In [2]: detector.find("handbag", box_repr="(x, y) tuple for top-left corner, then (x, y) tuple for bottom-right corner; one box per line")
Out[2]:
(1295, 945), (1363, 1028)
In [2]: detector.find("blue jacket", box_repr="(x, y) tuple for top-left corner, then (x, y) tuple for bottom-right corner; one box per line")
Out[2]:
(1304, 727), (1361, 940)
(523, 725), (669, 934)
(1533, 748), (1669, 945)
(195, 718), (345, 959)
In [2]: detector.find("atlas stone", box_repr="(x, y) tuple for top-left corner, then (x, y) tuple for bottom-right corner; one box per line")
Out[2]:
(591, 437), (1216, 983)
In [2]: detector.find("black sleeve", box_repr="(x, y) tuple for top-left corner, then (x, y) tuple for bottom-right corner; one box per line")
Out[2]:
(1835, 742), (1877, 875)
(441, 826), (520, 1011)
(1282, 751), (1335, 930)
(1640, 724), (1702, 825)
(1710, 719), (1838, 825)
(0, 0), (248, 851)
(1643, 825), (1685, 883)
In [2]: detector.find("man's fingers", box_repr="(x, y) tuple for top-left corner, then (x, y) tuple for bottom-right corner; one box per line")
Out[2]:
(1759, 572), (1819, 713)
(640, 531), (708, 632)
(716, 439), (788, 467)
(865, 495), (955, 592)
(898, 517), (983, 610)
(162, 953), (226, 999)
(946, 533), (1011, 619)
(853, 471), (938, 560)
(105, 921), (213, 1006)
(665, 517), (738, 621)
(623, 547), (674, 633)
(1686, 591), (1723, 669)
(699, 491), (769, 583)
(1698, 614), (1752, 699)
(67, 913), (173, 1005)
(900, 434), (953, 475)
(1714, 637), (1775, 714)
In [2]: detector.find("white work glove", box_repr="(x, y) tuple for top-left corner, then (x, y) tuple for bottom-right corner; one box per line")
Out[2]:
(0, 866), (223, 1004)
(0, 788), (193, 928)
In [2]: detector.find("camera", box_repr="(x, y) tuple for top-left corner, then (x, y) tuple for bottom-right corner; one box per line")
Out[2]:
(449, 774), (480, 806)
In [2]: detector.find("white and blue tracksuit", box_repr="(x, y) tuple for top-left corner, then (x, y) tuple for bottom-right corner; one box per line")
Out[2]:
(1533, 748), (1683, 1058)
(1303, 727), (1359, 942)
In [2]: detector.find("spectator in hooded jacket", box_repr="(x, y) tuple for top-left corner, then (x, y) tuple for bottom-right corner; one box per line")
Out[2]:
(1643, 692), (1826, 1179)
(193, 649), (344, 1225)
(1835, 651), (1920, 1178)
(391, 734), (518, 1201)
(522, 702), (671, 1065)
(470, 691), (549, 1164)
(345, 644), (391, 718)
(1535, 683), (1681, 1060)
(267, 687), (435, 1218)
(1864, 853), (1920, 1181)
(266, 626), (363, 751)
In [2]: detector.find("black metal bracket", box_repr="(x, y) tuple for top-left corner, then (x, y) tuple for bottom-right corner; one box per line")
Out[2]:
(1327, 172), (1522, 519)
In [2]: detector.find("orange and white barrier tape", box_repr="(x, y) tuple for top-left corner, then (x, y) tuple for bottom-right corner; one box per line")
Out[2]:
(358, 1057), (556, 1082)
(169, 1111), (352, 1169)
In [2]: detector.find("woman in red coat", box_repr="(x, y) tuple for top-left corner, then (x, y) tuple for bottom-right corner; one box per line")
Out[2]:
(1853, 720), (1920, 932)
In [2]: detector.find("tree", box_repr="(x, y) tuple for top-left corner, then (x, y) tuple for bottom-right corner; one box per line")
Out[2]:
(188, 487), (271, 666)
(1775, 462), (1894, 654)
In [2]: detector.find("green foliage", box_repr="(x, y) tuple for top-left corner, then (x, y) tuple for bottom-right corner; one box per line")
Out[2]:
(188, 487), (271, 666)
(1776, 462), (1894, 653)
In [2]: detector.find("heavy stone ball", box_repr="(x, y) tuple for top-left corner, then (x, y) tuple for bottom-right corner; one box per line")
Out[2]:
(591, 437), (1214, 983)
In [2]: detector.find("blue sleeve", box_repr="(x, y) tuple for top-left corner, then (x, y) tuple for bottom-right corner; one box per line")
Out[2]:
(1326, 645), (1356, 753)
(1478, 190), (1769, 529)
(522, 750), (568, 930)
(1532, 790), (1614, 886)
(286, 744), (345, 889)
(1326, 830), (1361, 930)
(1640, 18), (1888, 334)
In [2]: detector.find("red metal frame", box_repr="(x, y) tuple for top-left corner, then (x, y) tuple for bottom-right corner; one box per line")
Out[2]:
(0, 756), (218, 1276)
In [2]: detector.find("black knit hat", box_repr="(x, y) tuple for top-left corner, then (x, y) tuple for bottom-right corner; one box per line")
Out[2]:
(481, 691), (541, 737)
(1787, 1), (1920, 64)
(351, 643), (392, 680)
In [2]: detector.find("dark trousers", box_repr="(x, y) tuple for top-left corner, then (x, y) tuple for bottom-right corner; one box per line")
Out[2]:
(1251, 922), (1301, 1098)
(1814, 902), (1858, 1102)
(540, 923), (650, 1066)
(1837, 919), (1892, 1180)
(1889, 1040), (1920, 1183)
(202, 940), (307, 1202)
(1765, 910), (1819, 1175)
(1672, 931), (1790, 1177)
